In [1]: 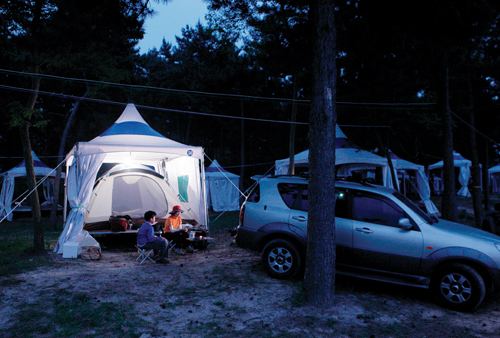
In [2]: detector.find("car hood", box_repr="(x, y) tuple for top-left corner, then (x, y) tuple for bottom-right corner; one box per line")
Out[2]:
(433, 218), (500, 243)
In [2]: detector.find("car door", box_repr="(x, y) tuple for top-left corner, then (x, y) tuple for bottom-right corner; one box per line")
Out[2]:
(350, 190), (424, 274)
(286, 185), (353, 265)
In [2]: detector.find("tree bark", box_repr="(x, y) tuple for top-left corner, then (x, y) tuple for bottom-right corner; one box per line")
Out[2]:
(438, 64), (458, 222)
(22, 67), (44, 251)
(50, 88), (89, 229)
(303, 0), (336, 308)
(465, 79), (483, 228)
(375, 130), (399, 189)
(483, 141), (490, 211)
(239, 99), (245, 206)
(288, 78), (298, 175)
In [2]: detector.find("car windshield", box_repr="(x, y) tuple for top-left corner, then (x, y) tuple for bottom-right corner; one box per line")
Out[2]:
(392, 191), (436, 224)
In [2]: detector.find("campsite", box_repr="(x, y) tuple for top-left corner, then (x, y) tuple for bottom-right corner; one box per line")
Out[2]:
(2, 207), (500, 338)
(3, 2), (500, 337)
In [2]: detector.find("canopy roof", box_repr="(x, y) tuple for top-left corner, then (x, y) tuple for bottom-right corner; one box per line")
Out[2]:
(489, 163), (500, 175)
(205, 159), (239, 179)
(275, 125), (388, 173)
(428, 151), (471, 170)
(0, 152), (62, 178)
(66, 103), (203, 166)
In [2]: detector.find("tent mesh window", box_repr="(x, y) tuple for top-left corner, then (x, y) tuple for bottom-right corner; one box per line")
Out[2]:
(178, 175), (189, 202)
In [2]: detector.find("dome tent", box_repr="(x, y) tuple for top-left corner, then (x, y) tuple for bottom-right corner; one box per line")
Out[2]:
(54, 103), (207, 254)
(82, 164), (191, 227)
(0, 151), (64, 221)
(205, 159), (241, 212)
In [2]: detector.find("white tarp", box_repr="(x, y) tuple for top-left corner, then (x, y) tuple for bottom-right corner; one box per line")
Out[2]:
(205, 159), (240, 212)
(55, 103), (207, 254)
(0, 151), (64, 221)
(429, 151), (472, 197)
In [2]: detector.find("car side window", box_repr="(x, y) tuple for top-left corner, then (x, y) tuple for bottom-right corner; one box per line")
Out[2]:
(352, 192), (405, 227)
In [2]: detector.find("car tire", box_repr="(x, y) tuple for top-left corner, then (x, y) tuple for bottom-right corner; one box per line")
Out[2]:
(431, 263), (486, 312)
(262, 239), (301, 279)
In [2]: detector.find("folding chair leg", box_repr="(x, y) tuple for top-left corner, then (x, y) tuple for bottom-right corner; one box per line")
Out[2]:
(135, 245), (156, 265)
(167, 240), (176, 256)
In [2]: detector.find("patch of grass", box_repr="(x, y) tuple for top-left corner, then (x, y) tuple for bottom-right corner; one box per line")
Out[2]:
(0, 230), (59, 277)
(326, 318), (339, 328)
(187, 318), (235, 338)
(211, 263), (255, 287)
(289, 282), (305, 307)
(208, 210), (239, 234)
(376, 323), (407, 337)
(213, 300), (225, 307)
(356, 312), (376, 320)
(7, 292), (139, 337)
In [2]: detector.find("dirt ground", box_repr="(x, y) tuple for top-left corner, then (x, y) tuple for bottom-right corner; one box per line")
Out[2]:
(2, 227), (500, 338)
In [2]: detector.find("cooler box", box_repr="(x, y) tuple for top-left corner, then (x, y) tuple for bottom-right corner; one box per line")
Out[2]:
(63, 241), (79, 258)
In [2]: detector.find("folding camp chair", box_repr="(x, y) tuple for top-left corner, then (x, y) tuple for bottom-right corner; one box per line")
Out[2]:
(135, 245), (156, 265)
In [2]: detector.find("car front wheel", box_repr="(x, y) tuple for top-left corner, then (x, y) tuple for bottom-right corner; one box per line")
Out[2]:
(431, 263), (486, 312)
(262, 239), (301, 279)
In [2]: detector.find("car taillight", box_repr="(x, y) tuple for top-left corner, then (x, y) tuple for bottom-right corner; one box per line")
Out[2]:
(239, 205), (245, 225)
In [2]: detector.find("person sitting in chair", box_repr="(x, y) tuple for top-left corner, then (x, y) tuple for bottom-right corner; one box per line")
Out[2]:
(137, 210), (169, 264)
(164, 205), (194, 254)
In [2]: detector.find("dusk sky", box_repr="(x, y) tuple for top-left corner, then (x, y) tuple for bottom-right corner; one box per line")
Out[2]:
(138, 0), (209, 53)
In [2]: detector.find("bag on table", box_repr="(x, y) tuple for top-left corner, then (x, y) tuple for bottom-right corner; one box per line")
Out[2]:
(109, 215), (133, 232)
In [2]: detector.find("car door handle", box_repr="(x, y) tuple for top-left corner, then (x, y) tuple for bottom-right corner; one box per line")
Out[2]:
(292, 216), (307, 222)
(355, 227), (373, 234)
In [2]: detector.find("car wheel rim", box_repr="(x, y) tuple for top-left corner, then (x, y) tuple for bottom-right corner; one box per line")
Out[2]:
(268, 247), (293, 273)
(440, 272), (472, 304)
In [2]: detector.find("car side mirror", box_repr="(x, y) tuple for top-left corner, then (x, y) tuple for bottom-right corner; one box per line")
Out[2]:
(398, 218), (412, 230)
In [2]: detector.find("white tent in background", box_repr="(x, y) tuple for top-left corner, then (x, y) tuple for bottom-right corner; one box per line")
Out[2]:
(275, 125), (397, 189)
(386, 151), (439, 214)
(428, 151), (472, 197)
(205, 159), (240, 212)
(0, 151), (64, 221)
(488, 163), (500, 193)
(54, 103), (207, 254)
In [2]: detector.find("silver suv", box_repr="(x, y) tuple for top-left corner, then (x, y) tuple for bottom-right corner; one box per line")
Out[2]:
(236, 175), (500, 311)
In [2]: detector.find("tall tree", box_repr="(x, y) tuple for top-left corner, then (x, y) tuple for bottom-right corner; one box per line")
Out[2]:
(303, 0), (336, 307)
(1, 0), (148, 246)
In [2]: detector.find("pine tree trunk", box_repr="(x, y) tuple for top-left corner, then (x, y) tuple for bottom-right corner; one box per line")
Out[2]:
(239, 100), (245, 206)
(438, 64), (458, 222)
(483, 141), (490, 211)
(288, 79), (298, 175)
(50, 88), (88, 229)
(466, 79), (483, 228)
(304, 0), (336, 308)
(22, 69), (44, 251)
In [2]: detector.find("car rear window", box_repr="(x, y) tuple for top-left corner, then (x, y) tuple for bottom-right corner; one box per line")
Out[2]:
(247, 183), (260, 203)
(278, 183), (304, 209)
